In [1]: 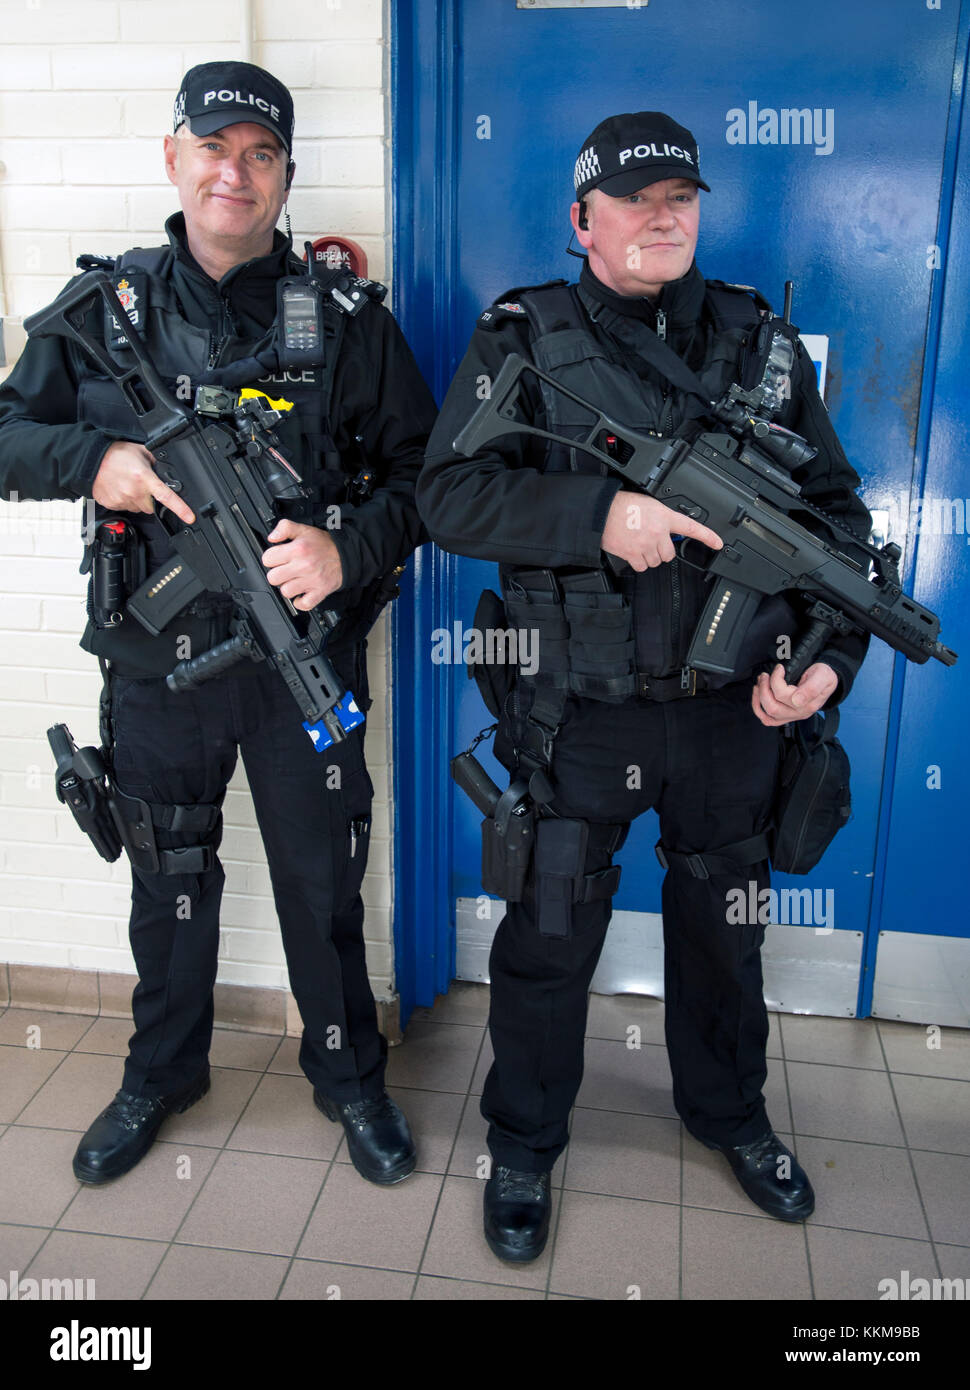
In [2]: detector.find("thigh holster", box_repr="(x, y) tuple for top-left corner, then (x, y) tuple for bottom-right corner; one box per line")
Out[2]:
(111, 791), (220, 876)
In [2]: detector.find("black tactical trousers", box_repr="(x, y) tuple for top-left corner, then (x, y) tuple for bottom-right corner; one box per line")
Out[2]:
(483, 679), (782, 1172)
(108, 651), (385, 1103)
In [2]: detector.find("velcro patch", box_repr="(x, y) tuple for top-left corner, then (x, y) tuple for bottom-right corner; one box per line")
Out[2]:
(103, 271), (147, 350)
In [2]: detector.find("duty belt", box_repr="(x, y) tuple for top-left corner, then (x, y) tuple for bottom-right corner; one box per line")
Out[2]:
(637, 667), (705, 701)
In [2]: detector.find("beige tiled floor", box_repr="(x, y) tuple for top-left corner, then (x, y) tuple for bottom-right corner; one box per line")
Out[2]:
(1, 983), (968, 1300)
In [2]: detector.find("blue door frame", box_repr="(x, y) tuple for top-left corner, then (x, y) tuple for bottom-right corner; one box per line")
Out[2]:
(389, 0), (970, 1027)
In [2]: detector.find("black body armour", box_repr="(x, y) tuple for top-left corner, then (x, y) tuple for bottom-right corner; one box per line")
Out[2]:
(504, 277), (798, 693)
(74, 246), (370, 676)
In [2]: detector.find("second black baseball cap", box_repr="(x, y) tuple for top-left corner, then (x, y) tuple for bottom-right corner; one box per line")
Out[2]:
(173, 61), (294, 154)
(574, 111), (710, 199)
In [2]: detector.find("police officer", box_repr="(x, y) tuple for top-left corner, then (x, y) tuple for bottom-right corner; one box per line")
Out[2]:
(0, 62), (437, 1186)
(418, 112), (871, 1261)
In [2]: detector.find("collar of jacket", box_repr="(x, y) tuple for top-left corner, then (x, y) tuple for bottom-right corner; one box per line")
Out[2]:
(162, 212), (295, 334)
(577, 259), (707, 332)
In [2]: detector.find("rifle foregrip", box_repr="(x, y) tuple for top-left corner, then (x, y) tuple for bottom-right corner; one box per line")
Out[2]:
(167, 634), (253, 692)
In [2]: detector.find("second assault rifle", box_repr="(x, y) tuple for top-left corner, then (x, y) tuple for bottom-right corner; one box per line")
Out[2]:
(453, 354), (958, 684)
(24, 270), (364, 752)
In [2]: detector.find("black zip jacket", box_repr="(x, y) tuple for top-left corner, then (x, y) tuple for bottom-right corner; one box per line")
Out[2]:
(418, 261), (872, 703)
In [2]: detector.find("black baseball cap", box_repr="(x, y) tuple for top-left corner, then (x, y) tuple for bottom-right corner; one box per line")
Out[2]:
(574, 112), (710, 199)
(173, 61), (294, 155)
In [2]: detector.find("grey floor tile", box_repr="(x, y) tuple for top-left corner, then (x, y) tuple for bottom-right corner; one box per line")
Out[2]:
(161, 1067), (260, 1148)
(788, 1060), (905, 1145)
(796, 1135), (929, 1240)
(0, 1127), (84, 1226)
(892, 1074), (970, 1155)
(910, 1150), (970, 1246)
(0, 1008), (95, 1051)
(409, 981), (491, 1027)
(385, 1085), (465, 1175)
(58, 1141), (218, 1241)
(267, 1036), (302, 1075)
(0, 1221), (50, 1273)
(879, 1019), (970, 1081)
(682, 1131), (794, 1220)
(584, 993), (668, 1046)
(0, 1044), (68, 1124)
(807, 1226), (938, 1301)
(780, 1014), (885, 1070)
(385, 1020), (484, 1093)
(209, 1027), (282, 1073)
(563, 1108), (681, 1204)
(225, 1072), (341, 1161)
(446, 1101), (565, 1188)
(23, 1230), (166, 1301)
(176, 1149), (327, 1256)
(575, 1039), (677, 1117)
(550, 1190), (680, 1300)
(15, 1051), (123, 1131)
(145, 1243), (289, 1299)
(298, 1163), (442, 1271)
(935, 1245), (970, 1281)
(682, 1206), (811, 1299)
(280, 1259), (414, 1300)
(420, 1174), (554, 1290)
(72, 1016), (133, 1057)
(414, 1275), (544, 1299)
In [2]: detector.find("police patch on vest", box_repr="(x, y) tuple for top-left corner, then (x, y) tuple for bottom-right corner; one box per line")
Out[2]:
(477, 300), (528, 331)
(103, 272), (148, 350)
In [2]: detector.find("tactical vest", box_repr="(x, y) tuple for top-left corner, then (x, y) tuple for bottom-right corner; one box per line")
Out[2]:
(499, 280), (797, 696)
(72, 245), (378, 672)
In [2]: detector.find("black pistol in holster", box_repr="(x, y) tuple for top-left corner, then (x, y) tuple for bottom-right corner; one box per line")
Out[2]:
(47, 723), (217, 876)
(451, 741), (535, 906)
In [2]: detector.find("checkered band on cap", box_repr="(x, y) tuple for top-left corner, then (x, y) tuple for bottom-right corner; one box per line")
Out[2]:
(574, 145), (602, 191)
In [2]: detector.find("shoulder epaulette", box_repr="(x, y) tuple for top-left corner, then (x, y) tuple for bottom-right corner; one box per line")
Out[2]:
(75, 254), (116, 272)
(705, 278), (773, 315)
(477, 278), (568, 331)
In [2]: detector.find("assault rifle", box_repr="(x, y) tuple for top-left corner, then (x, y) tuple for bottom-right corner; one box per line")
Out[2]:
(24, 271), (363, 752)
(453, 354), (957, 683)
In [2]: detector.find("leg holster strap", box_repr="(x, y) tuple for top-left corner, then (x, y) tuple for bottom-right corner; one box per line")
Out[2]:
(654, 832), (770, 881)
(111, 790), (219, 875)
(535, 818), (622, 938)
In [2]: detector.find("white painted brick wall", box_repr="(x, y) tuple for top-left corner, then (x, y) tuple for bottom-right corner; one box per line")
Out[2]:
(0, 0), (403, 1002)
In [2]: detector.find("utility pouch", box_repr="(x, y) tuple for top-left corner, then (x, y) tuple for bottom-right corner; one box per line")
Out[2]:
(770, 708), (851, 875)
(534, 817), (589, 938)
(501, 570), (571, 686)
(561, 589), (637, 701)
(469, 588), (515, 718)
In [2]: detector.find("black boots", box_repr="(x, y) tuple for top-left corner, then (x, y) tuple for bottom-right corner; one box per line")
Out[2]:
(713, 1130), (815, 1221)
(483, 1166), (552, 1262)
(314, 1090), (416, 1185)
(72, 1070), (211, 1184)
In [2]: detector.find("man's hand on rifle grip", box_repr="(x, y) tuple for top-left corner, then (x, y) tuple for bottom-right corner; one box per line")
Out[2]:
(92, 440), (196, 526)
